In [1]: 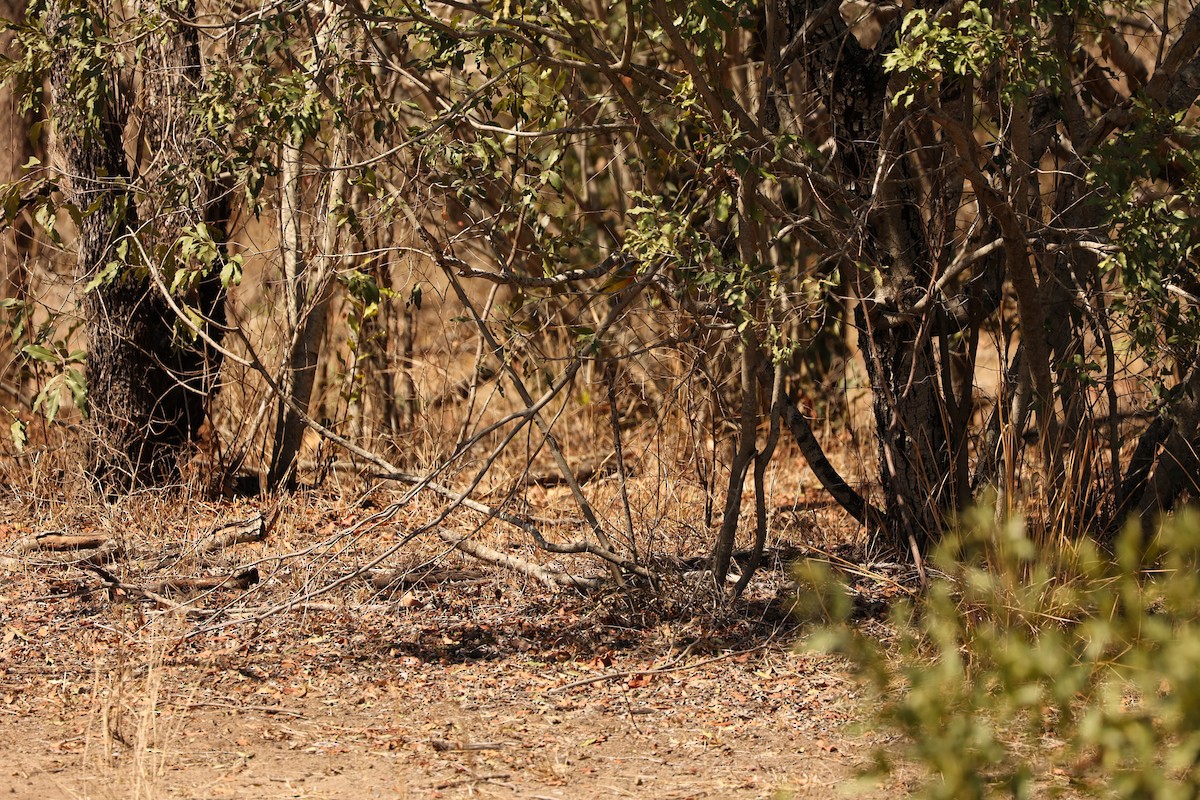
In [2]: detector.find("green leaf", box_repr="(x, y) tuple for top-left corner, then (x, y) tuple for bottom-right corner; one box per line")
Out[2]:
(220, 255), (243, 287)
(21, 344), (57, 364)
(32, 375), (62, 423)
(84, 259), (122, 292)
(10, 419), (26, 452)
(64, 368), (87, 412)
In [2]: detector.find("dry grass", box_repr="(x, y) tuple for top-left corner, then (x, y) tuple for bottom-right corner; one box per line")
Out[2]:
(78, 625), (180, 800)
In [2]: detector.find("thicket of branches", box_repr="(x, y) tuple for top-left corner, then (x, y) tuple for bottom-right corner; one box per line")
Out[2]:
(2, 0), (1200, 590)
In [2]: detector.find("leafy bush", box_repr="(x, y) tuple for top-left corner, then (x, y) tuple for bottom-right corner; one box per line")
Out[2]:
(802, 508), (1200, 799)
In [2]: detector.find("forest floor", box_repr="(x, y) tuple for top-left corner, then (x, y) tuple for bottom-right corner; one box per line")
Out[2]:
(0, 477), (913, 799)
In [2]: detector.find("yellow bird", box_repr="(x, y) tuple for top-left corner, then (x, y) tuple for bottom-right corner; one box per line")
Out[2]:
(600, 260), (639, 294)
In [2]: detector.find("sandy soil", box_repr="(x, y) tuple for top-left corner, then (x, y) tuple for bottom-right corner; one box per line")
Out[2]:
(1, 642), (867, 799)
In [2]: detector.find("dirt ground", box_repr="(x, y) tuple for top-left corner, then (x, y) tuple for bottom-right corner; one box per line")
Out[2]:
(0, 488), (901, 800)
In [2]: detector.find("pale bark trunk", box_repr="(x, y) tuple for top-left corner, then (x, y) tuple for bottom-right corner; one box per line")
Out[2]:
(0, 0), (35, 406)
(0, 0), (34, 276)
(267, 135), (345, 488)
(267, 138), (341, 490)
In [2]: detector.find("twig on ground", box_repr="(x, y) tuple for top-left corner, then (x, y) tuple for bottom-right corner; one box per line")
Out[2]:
(2, 539), (121, 570)
(197, 513), (270, 554)
(368, 567), (487, 590)
(12, 533), (114, 553)
(144, 568), (260, 595)
(436, 529), (602, 590)
(230, 602), (397, 614)
(431, 739), (509, 752)
(170, 701), (305, 717)
(434, 771), (512, 790)
(81, 564), (196, 613)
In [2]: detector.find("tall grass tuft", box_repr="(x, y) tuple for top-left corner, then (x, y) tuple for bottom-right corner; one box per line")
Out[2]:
(801, 506), (1200, 799)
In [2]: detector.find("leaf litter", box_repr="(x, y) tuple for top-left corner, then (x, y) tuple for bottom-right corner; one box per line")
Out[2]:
(0, 490), (900, 799)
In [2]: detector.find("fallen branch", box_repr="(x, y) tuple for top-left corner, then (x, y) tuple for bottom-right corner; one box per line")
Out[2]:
(368, 567), (487, 591)
(198, 514), (268, 554)
(177, 288), (645, 587)
(436, 530), (602, 590)
(144, 568), (260, 596)
(82, 565), (196, 613)
(2, 539), (121, 570)
(433, 772), (512, 790)
(378, 471), (652, 579)
(12, 532), (114, 553)
(170, 701), (304, 717)
(129, 601), (400, 619)
(5, 512), (272, 576)
(431, 739), (508, 752)
(227, 602), (397, 615)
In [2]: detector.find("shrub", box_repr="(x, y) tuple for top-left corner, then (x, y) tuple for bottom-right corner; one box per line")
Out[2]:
(803, 508), (1200, 799)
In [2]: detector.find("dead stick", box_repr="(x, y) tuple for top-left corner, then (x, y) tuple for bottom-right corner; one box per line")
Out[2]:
(145, 568), (260, 595)
(431, 740), (508, 752)
(436, 530), (601, 590)
(7, 540), (121, 568)
(170, 701), (304, 717)
(434, 772), (512, 790)
(13, 533), (113, 553)
(368, 568), (486, 590)
(198, 515), (267, 554)
(227, 602), (396, 615)
(82, 565), (194, 613)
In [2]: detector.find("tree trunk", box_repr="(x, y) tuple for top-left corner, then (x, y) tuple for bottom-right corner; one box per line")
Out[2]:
(791, 3), (950, 551)
(44, 0), (205, 491)
(267, 133), (343, 490)
(268, 138), (314, 490)
(138, 0), (227, 439)
(0, 0), (34, 268)
(266, 2), (352, 491)
(0, 0), (35, 406)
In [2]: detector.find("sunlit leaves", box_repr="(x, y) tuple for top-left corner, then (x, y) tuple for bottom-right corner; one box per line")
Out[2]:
(21, 341), (87, 422)
(885, 1), (1004, 106)
(810, 509), (1200, 798)
(1091, 104), (1200, 369)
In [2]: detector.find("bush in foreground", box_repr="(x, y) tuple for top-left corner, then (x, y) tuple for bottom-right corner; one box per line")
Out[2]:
(802, 508), (1200, 799)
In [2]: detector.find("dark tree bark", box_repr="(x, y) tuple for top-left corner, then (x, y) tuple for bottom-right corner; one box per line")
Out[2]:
(787, 2), (950, 552)
(44, 0), (220, 491)
(137, 0), (227, 433)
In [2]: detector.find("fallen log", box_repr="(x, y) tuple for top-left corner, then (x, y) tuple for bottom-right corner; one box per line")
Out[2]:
(3, 539), (121, 570)
(435, 530), (602, 590)
(197, 514), (267, 554)
(144, 567), (260, 596)
(368, 568), (487, 591)
(12, 532), (114, 554)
